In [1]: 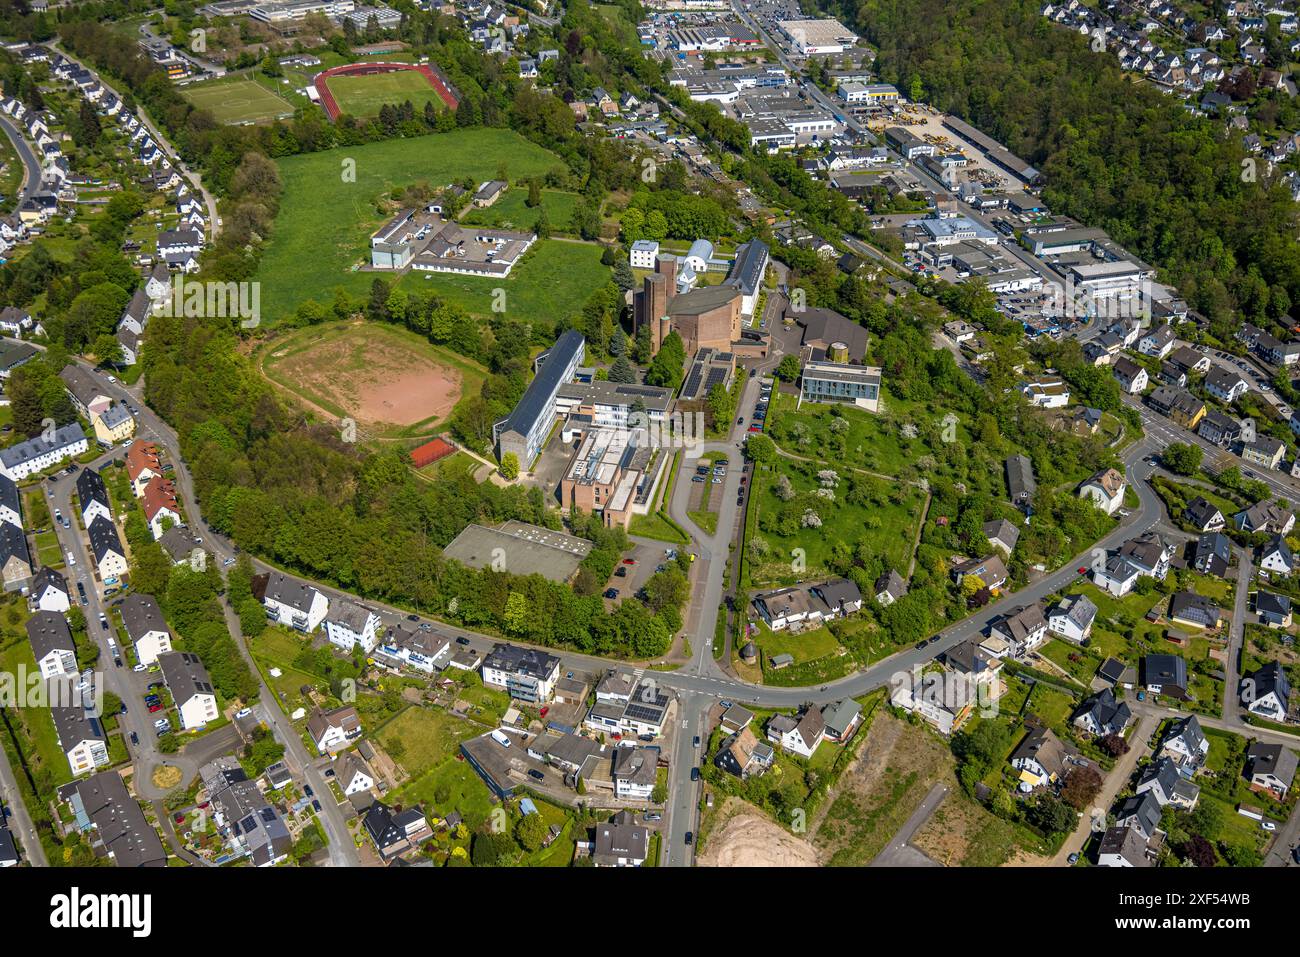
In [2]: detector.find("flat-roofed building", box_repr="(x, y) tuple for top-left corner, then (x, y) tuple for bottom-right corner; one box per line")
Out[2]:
(442, 520), (593, 583)
(492, 330), (585, 467)
(799, 360), (881, 411)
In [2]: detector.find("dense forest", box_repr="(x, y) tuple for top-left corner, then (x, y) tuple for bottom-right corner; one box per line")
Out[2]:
(827, 0), (1300, 340)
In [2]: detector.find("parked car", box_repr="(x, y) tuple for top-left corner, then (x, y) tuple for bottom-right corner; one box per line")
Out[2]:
(528, 769), (545, 781)
(603, 588), (619, 599)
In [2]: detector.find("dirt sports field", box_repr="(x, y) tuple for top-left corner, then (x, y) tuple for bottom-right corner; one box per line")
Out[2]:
(260, 321), (484, 439)
(698, 797), (820, 867)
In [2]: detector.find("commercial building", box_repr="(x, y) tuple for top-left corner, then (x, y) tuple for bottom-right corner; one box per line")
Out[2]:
(777, 18), (859, 55)
(799, 360), (882, 411)
(442, 520), (593, 584)
(493, 330), (585, 467)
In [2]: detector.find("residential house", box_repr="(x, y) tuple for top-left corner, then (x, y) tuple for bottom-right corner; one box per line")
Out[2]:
(125, 440), (163, 497)
(1236, 501), (1296, 535)
(611, 747), (658, 800)
(874, 569), (907, 606)
(141, 475), (181, 539)
(307, 705), (362, 755)
(87, 515), (128, 581)
(1168, 591), (1223, 629)
(31, 566), (69, 613)
(0, 423), (88, 481)
(1184, 497), (1225, 532)
(333, 751), (376, 798)
(1204, 366), (1249, 402)
(1112, 356), (1148, 394)
(1147, 385), (1206, 429)
(481, 643), (561, 703)
(158, 651), (219, 730)
(983, 519), (1020, 557)
(1255, 591), (1292, 629)
(72, 770), (167, 867)
(592, 809), (648, 867)
(820, 699), (862, 742)
(1118, 531), (1174, 581)
(1242, 435), (1287, 470)
(1138, 325), (1176, 358)
(1097, 824), (1153, 867)
(363, 801), (431, 862)
(766, 706), (826, 758)
(1048, 594), (1098, 644)
(0, 523), (31, 592)
(715, 726), (775, 779)
(1159, 715), (1210, 770)
(989, 603), (1049, 657)
(1005, 454), (1036, 510)
(1115, 791), (1164, 840)
(1193, 532), (1232, 578)
(26, 610), (76, 679)
(1094, 554), (1141, 597)
(75, 467), (112, 528)
(1136, 756), (1201, 809)
(1078, 467), (1126, 516)
(1241, 662), (1291, 722)
(1198, 410), (1243, 448)
(51, 693), (109, 777)
(257, 570), (329, 633)
(1071, 688), (1132, 737)
(952, 554), (1009, 591)
(323, 599), (381, 654)
(1142, 654), (1190, 699)
(1244, 741), (1297, 798)
(1259, 534), (1294, 575)
(119, 593), (173, 666)
(1010, 726), (1074, 789)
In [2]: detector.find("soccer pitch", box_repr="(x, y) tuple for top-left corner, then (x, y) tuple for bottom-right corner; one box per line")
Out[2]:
(325, 70), (448, 118)
(182, 79), (295, 125)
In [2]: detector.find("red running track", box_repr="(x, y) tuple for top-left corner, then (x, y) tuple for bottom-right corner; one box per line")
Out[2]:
(313, 61), (459, 122)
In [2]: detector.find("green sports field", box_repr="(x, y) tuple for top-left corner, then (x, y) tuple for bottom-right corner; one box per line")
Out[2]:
(326, 70), (448, 118)
(182, 78), (295, 124)
(255, 130), (601, 325)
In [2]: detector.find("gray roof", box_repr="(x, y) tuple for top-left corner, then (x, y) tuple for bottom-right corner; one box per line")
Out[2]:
(263, 570), (320, 614)
(119, 593), (168, 643)
(0, 474), (21, 518)
(59, 365), (106, 407)
(1116, 791), (1163, 839)
(820, 698), (861, 736)
(1245, 741), (1298, 788)
(326, 598), (375, 634)
(32, 565), (67, 598)
(75, 771), (167, 867)
(483, 642), (560, 680)
(1143, 653), (1188, 692)
(26, 609), (74, 661)
(76, 467), (110, 514)
(0, 521), (30, 572)
(493, 329), (584, 440)
(0, 422), (85, 470)
(723, 238), (768, 296)
(158, 651), (215, 706)
(87, 514), (124, 563)
(1005, 454), (1036, 502)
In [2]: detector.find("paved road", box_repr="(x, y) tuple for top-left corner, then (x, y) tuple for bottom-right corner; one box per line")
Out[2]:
(49, 43), (221, 241)
(0, 739), (47, 866)
(869, 782), (947, 867)
(61, 362), (358, 865)
(0, 113), (42, 206)
(1052, 713), (1154, 866)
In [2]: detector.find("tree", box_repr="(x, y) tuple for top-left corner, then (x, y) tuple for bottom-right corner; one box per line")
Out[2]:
(1098, 733), (1129, 757)
(499, 452), (520, 481)
(1161, 442), (1202, 476)
(608, 355), (636, 383)
(503, 591), (530, 634)
(744, 433), (777, 465)
(515, 811), (548, 852)
(1061, 765), (1102, 810)
(526, 178), (541, 208)
(93, 333), (123, 367)
(775, 355), (801, 382)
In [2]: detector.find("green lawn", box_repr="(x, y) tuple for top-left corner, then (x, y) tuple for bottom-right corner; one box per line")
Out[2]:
(374, 706), (478, 779)
(255, 131), (569, 324)
(461, 188), (581, 234)
(402, 239), (610, 329)
(181, 77), (295, 124)
(326, 70), (450, 119)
